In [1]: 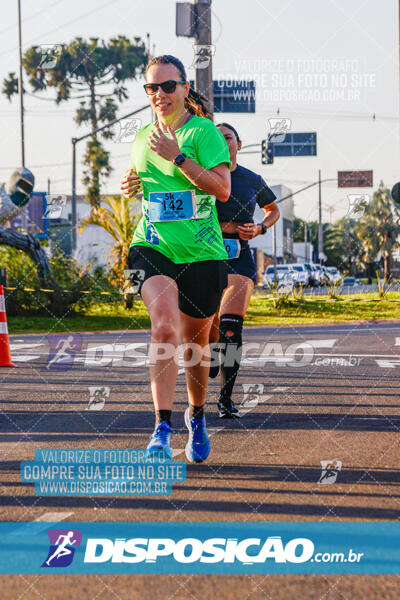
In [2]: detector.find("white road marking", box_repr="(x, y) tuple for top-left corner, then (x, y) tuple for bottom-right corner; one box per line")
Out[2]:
(272, 386), (288, 392)
(13, 355), (41, 362)
(12, 512), (74, 536)
(10, 343), (43, 351)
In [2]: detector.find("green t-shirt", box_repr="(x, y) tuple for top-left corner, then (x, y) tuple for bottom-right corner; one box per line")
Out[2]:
(129, 115), (231, 264)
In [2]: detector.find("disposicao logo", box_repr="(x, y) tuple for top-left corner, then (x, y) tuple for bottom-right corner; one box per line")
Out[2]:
(42, 529), (82, 568)
(83, 536), (314, 564)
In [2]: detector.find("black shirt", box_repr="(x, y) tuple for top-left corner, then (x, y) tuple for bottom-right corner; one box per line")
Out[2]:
(216, 164), (276, 224)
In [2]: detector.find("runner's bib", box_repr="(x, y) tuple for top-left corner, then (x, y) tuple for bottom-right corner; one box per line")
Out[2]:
(223, 238), (241, 259)
(148, 190), (197, 222)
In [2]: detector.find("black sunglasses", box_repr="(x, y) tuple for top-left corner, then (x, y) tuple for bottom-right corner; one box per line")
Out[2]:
(143, 80), (187, 95)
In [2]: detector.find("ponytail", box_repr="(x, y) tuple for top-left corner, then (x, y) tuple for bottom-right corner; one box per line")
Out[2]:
(146, 54), (212, 120)
(185, 87), (212, 119)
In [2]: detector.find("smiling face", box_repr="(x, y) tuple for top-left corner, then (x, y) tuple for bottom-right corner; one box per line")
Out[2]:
(145, 63), (190, 122)
(217, 125), (242, 162)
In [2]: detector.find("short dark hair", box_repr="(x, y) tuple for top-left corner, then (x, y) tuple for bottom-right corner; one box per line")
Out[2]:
(216, 122), (241, 142)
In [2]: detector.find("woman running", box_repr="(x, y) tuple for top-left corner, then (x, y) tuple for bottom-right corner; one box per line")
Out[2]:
(209, 122), (280, 418)
(120, 55), (231, 462)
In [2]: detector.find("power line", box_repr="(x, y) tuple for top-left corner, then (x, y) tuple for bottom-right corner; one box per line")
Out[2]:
(0, 0), (65, 35)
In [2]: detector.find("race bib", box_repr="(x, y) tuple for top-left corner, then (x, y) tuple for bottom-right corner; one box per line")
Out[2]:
(148, 190), (197, 222)
(223, 238), (241, 259)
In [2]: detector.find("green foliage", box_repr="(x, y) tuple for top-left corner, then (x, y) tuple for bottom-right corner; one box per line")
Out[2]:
(356, 183), (400, 279)
(2, 36), (148, 207)
(324, 218), (362, 275)
(326, 274), (344, 299)
(80, 194), (139, 286)
(0, 245), (118, 317)
(376, 273), (397, 299)
(265, 279), (293, 308)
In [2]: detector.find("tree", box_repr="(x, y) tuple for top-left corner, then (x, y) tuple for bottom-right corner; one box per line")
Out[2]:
(355, 183), (400, 280)
(324, 218), (363, 275)
(2, 36), (147, 206)
(79, 195), (139, 287)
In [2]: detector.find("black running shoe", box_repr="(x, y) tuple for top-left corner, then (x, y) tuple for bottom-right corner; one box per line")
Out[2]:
(218, 397), (240, 419)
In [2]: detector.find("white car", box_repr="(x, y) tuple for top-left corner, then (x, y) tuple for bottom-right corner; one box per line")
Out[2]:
(326, 266), (342, 282)
(288, 263), (309, 286)
(264, 265), (298, 288)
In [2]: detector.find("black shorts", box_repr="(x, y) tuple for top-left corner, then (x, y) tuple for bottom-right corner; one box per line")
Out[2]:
(223, 237), (257, 284)
(127, 245), (228, 318)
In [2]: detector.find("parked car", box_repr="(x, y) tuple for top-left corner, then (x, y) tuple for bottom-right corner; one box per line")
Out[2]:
(289, 264), (310, 287)
(342, 276), (357, 287)
(264, 265), (298, 288)
(304, 263), (317, 287)
(326, 266), (342, 283)
(313, 264), (325, 286)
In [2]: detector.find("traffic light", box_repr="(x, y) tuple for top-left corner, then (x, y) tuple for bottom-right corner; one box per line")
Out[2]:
(261, 139), (274, 164)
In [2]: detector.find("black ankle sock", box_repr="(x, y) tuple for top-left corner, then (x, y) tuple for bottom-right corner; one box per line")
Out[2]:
(155, 409), (172, 427)
(189, 404), (204, 419)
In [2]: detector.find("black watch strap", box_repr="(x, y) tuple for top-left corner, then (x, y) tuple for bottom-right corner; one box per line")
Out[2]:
(260, 223), (267, 235)
(173, 153), (187, 166)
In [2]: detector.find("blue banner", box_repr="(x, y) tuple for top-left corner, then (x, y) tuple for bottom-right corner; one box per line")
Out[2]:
(0, 522), (400, 574)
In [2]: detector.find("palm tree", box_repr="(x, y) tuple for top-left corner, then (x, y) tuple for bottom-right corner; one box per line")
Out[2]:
(356, 183), (400, 280)
(325, 218), (363, 275)
(80, 194), (139, 290)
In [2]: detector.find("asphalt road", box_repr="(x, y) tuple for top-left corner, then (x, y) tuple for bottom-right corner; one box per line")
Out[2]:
(1, 321), (400, 598)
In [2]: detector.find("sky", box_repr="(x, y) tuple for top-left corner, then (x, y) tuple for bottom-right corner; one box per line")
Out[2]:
(0, 0), (399, 222)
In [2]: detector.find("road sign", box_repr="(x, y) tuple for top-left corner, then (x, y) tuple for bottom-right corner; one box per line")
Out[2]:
(261, 140), (274, 164)
(391, 182), (400, 204)
(9, 192), (48, 239)
(191, 80), (255, 113)
(269, 132), (317, 157)
(338, 170), (373, 188)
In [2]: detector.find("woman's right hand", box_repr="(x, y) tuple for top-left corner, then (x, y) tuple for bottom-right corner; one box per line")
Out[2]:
(121, 168), (143, 198)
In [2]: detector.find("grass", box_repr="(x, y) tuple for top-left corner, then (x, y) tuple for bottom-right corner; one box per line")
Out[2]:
(8, 292), (400, 334)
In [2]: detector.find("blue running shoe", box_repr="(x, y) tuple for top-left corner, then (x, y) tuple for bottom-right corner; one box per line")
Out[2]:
(184, 408), (210, 463)
(145, 421), (172, 459)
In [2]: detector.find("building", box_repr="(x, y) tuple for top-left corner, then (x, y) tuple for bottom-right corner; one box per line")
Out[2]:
(293, 241), (314, 263)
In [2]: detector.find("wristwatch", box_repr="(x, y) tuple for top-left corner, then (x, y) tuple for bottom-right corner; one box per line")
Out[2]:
(259, 223), (267, 235)
(173, 153), (187, 166)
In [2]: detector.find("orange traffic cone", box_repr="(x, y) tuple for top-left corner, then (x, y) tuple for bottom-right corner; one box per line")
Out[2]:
(0, 285), (15, 367)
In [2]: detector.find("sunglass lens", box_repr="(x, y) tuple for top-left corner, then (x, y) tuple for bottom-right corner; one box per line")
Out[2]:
(161, 80), (177, 93)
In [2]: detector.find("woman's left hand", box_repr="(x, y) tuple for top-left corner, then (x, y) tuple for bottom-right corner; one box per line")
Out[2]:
(237, 222), (261, 240)
(147, 123), (181, 161)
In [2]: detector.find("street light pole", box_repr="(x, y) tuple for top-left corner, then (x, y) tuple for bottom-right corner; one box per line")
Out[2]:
(195, 0), (213, 118)
(318, 169), (323, 264)
(71, 104), (150, 252)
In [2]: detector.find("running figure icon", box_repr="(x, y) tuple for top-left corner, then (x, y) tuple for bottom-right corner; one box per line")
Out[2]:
(45, 335), (79, 370)
(45, 531), (77, 566)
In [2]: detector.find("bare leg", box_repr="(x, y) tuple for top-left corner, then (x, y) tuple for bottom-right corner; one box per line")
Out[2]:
(141, 275), (180, 411)
(179, 311), (214, 407)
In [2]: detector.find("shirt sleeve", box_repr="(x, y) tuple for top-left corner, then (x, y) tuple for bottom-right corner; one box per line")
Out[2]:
(195, 121), (231, 170)
(256, 176), (277, 208)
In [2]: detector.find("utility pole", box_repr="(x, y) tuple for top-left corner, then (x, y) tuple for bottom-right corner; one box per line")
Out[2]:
(17, 0), (25, 167)
(195, 0), (213, 117)
(318, 169), (323, 264)
(304, 221), (308, 262)
(146, 33), (155, 123)
(272, 223), (278, 280)
(17, 0), (27, 232)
